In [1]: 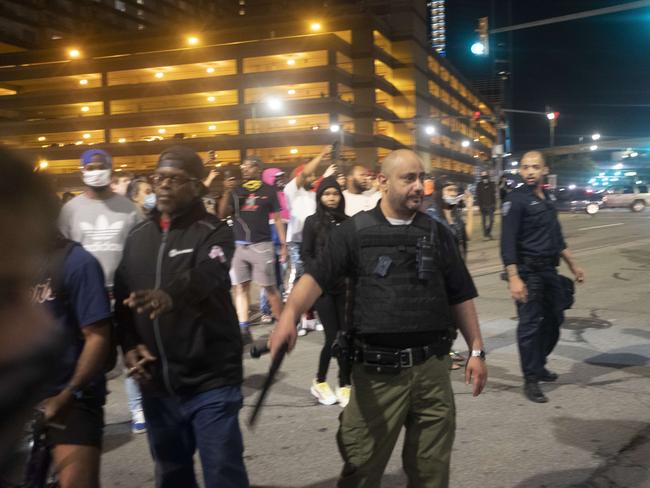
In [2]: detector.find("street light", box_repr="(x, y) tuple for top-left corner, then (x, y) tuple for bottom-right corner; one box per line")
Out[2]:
(461, 140), (471, 148)
(310, 22), (322, 32)
(589, 144), (598, 151)
(330, 124), (341, 133)
(630, 151), (639, 158)
(186, 36), (200, 46)
(424, 125), (436, 135)
(68, 48), (81, 59)
(265, 97), (283, 111)
(591, 133), (601, 141)
(470, 41), (487, 56)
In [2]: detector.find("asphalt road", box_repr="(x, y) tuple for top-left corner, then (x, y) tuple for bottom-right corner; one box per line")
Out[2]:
(101, 208), (650, 488)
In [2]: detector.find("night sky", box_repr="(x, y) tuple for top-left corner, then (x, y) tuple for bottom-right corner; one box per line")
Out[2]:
(445, 0), (650, 152)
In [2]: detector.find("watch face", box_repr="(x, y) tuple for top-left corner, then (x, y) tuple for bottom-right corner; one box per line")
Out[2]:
(472, 350), (486, 360)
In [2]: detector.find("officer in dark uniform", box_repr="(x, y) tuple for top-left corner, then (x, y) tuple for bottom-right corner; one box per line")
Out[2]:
(271, 149), (487, 488)
(501, 150), (585, 403)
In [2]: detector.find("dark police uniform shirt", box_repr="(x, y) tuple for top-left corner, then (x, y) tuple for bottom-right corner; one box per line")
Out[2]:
(500, 185), (567, 266)
(306, 204), (477, 349)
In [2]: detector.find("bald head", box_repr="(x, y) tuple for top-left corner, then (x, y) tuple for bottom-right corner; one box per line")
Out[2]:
(520, 150), (547, 187)
(377, 149), (425, 218)
(381, 149), (424, 177)
(521, 150), (546, 166)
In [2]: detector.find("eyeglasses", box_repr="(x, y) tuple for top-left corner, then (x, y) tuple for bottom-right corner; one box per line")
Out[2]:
(151, 174), (198, 187)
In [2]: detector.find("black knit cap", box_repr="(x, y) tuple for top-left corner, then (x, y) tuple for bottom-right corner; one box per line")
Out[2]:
(157, 145), (207, 180)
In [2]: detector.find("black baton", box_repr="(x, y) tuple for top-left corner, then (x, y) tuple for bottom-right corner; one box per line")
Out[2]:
(248, 341), (289, 427)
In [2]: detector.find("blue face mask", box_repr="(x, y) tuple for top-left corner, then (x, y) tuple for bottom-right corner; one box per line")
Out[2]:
(143, 193), (156, 210)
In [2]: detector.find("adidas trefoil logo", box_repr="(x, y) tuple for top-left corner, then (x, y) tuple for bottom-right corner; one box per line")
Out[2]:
(79, 215), (125, 253)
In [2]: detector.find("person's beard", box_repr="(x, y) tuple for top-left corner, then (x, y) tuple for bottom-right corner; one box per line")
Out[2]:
(352, 179), (366, 193)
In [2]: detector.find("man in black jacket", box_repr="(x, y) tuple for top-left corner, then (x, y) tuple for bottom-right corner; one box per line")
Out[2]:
(114, 146), (248, 488)
(476, 170), (497, 240)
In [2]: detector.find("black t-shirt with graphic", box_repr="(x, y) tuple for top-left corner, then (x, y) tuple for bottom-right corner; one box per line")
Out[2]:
(232, 182), (280, 243)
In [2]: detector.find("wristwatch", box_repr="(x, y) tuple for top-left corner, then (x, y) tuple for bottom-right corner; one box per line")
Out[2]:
(471, 350), (486, 361)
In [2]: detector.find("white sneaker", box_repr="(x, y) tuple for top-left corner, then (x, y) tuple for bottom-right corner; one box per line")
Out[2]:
(297, 327), (308, 337)
(315, 320), (324, 332)
(131, 410), (146, 434)
(335, 386), (351, 408)
(302, 317), (318, 331)
(310, 380), (337, 405)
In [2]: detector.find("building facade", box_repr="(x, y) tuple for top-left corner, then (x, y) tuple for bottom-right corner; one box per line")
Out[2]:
(0, 0), (495, 185)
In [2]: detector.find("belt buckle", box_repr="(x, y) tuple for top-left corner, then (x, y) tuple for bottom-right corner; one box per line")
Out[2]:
(400, 348), (413, 368)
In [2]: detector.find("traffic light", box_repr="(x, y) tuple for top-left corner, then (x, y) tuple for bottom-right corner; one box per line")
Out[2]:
(470, 111), (481, 128)
(472, 17), (489, 56)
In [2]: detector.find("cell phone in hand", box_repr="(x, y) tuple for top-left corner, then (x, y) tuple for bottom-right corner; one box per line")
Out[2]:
(332, 140), (341, 161)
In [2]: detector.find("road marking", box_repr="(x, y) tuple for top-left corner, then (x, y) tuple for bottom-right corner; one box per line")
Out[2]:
(577, 223), (624, 231)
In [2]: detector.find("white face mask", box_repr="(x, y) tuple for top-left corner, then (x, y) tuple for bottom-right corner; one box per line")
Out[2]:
(83, 169), (112, 188)
(443, 194), (464, 206)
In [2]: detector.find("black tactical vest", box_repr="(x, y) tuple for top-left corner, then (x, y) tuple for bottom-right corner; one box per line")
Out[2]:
(352, 210), (453, 335)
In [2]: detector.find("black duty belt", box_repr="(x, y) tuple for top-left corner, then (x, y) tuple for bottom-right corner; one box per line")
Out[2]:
(355, 341), (451, 374)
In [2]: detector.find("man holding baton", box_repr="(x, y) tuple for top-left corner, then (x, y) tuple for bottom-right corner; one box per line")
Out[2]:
(270, 149), (487, 488)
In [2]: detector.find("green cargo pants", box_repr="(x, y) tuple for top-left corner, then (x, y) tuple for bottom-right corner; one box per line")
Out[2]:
(336, 354), (455, 488)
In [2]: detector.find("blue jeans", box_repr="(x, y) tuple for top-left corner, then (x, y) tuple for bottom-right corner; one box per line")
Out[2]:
(125, 376), (143, 416)
(142, 385), (249, 488)
(286, 242), (304, 295)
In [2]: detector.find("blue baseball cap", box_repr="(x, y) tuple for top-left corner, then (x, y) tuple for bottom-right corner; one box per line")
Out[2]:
(80, 149), (112, 168)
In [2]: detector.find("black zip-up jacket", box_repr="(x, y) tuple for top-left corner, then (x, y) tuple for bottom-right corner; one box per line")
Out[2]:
(114, 200), (242, 397)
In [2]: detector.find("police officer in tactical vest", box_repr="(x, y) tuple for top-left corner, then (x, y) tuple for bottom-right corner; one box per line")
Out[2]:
(271, 149), (487, 488)
(501, 151), (585, 404)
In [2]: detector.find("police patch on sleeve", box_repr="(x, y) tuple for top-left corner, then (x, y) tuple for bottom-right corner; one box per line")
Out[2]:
(502, 201), (512, 217)
(209, 245), (226, 263)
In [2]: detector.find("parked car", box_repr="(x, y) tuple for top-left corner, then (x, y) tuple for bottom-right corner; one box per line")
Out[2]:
(601, 184), (650, 212)
(551, 187), (603, 215)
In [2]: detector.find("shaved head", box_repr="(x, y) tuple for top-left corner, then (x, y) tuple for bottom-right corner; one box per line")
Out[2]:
(521, 150), (546, 166)
(377, 149), (425, 218)
(381, 149), (424, 177)
(520, 150), (547, 187)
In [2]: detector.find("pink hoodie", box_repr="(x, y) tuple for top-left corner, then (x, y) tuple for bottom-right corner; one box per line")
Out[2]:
(262, 168), (289, 221)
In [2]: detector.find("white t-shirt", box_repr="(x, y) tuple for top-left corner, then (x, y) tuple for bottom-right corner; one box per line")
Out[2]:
(385, 216), (414, 226)
(343, 189), (381, 216)
(284, 178), (317, 243)
(59, 193), (141, 288)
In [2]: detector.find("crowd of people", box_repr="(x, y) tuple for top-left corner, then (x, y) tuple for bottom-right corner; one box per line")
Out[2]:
(0, 142), (584, 488)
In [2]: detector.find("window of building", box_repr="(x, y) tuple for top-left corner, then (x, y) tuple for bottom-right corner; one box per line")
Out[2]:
(244, 82), (329, 104)
(107, 60), (237, 85)
(375, 88), (394, 112)
(244, 114), (329, 135)
(243, 51), (328, 73)
(336, 51), (353, 74)
(373, 30), (392, 55)
(338, 84), (354, 104)
(112, 121), (239, 142)
(111, 90), (238, 115)
(334, 31), (352, 44)
(374, 59), (393, 84)
(115, 0), (126, 12)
